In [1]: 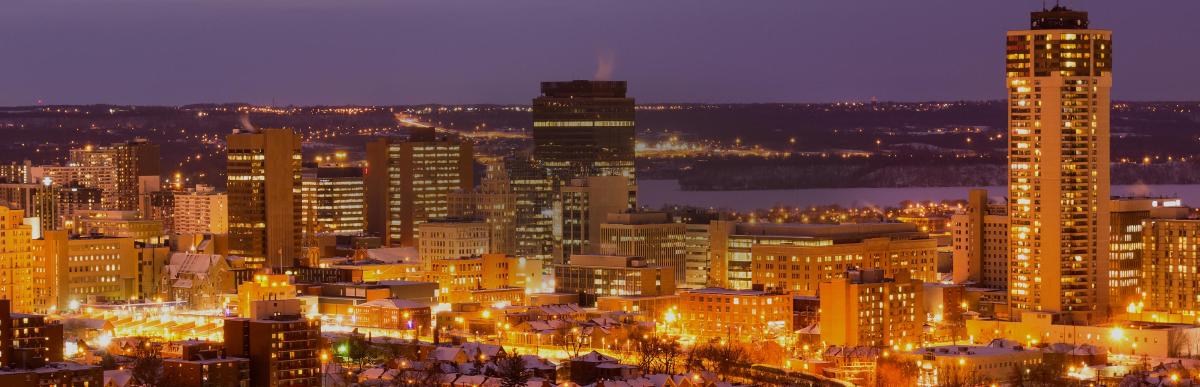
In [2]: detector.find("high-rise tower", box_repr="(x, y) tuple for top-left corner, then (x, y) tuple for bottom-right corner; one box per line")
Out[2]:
(226, 128), (302, 269)
(532, 80), (636, 182)
(1006, 6), (1111, 323)
(364, 128), (473, 247)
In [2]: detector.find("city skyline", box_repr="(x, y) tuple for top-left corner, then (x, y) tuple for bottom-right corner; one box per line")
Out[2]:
(4, 1), (1200, 106)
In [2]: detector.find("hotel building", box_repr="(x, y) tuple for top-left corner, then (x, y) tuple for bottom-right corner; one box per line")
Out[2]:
(1006, 5), (1112, 323)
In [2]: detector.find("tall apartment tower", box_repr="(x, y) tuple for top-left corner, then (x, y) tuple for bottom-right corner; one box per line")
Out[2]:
(1006, 6), (1112, 324)
(365, 128), (473, 247)
(532, 80), (636, 182)
(70, 139), (161, 211)
(226, 128), (302, 269)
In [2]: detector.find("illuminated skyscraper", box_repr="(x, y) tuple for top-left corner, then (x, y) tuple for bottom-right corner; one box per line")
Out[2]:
(226, 128), (302, 269)
(1006, 6), (1111, 323)
(365, 128), (473, 247)
(532, 80), (636, 182)
(68, 139), (161, 211)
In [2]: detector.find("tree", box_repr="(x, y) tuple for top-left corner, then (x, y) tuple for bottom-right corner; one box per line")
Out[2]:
(874, 356), (918, 387)
(494, 353), (530, 387)
(99, 353), (119, 370)
(413, 349), (447, 386)
(557, 326), (587, 359)
(686, 342), (752, 381)
(130, 346), (163, 386)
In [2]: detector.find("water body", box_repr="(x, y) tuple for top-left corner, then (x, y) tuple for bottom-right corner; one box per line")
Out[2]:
(636, 179), (1200, 212)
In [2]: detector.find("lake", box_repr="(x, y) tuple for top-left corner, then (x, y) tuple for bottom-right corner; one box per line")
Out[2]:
(636, 179), (1200, 211)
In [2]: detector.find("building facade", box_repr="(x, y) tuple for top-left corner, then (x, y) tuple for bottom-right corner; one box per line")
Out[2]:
(553, 255), (675, 307)
(301, 166), (365, 236)
(173, 185), (228, 235)
(365, 129), (473, 247)
(226, 128), (302, 269)
(1006, 6), (1112, 324)
(532, 80), (636, 182)
(819, 269), (925, 348)
(598, 211), (687, 284)
(950, 189), (1009, 289)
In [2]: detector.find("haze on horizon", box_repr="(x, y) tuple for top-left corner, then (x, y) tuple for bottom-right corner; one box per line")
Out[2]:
(3, 0), (1199, 106)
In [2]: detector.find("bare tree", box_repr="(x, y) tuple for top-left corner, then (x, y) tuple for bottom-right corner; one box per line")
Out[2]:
(494, 352), (530, 387)
(686, 342), (751, 381)
(130, 346), (163, 386)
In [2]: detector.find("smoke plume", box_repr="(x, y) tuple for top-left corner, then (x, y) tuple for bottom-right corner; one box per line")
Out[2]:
(594, 49), (615, 81)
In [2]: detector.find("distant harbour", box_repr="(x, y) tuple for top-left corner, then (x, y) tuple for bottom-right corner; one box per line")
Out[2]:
(637, 179), (1200, 212)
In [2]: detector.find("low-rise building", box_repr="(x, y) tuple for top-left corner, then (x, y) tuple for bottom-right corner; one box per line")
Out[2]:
(223, 299), (321, 387)
(903, 339), (1042, 386)
(554, 255), (675, 307)
(678, 288), (791, 343)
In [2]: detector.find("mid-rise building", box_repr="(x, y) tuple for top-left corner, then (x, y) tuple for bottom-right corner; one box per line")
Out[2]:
(532, 80), (636, 182)
(819, 269), (925, 348)
(431, 253), (538, 305)
(556, 175), (634, 263)
(1006, 5), (1112, 324)
(162, 354), (250, 387)
(0, 207), (39, 313)
(223, 299), (321, 387)
(35, 231), (138, 310)
(173, 185), (228, 235)
(226, 128), (302, 269)
(553, 254), (675, 306)
(598, 211), (687, 284)
(29, 165), (118, 209)
(1110, 198), (1187, 317)
(448, 161), (517, 255)
(301, 166), (365, 236)
(1141, 219), (1200, 315)
(950, 189), (1009, 289)
(710, 222), (937, 294)
(678, 288), (791, 343)
(0, 298), (65, 368)
(365, 128), (473, 247)
(417, 219), (489, 271)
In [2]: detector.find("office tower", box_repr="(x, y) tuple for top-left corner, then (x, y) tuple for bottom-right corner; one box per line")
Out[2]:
(1140, 218), (1200, 315)
(226, 128), (302, 269)
(819, 269), (925, 348)
(710, 222), (937, 292)
(556, 175), (635, 263)
(68, 139), (161, 211)
(223, 299), (321, 387)
(0, 207), (38, 313)
(598, 211), (687, 284)
(173, 185), (228, 235)
(0, 183), (60, 237)
(417, 219), (489, 271)
(679, 288), (791, 343)
(365, 128), (473, 247)
(950, 189), (1009, 289)
(1109, 198), (1187, 317)
(532, 80), (636, 181)
(505, 156), (555, 262)
(448, 161), (517, 255)
(139, 190), (175, 234)
(35, 230), (138, 311)
(301, 166), (365, 236)
(553, 255), (675, 307)
(1007, 6), (1111, 323)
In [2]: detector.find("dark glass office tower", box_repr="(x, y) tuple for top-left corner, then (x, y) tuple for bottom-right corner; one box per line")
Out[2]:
(532, 80), (636, 181)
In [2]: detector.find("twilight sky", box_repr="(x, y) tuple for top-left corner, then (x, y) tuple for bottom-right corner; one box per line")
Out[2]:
(2, 0), (1198, 106)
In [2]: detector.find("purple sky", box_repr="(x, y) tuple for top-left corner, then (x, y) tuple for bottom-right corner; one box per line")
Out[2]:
(3, 0), (1198, 105)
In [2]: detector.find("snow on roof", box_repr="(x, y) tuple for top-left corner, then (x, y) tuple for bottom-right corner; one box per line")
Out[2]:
(358, 298), (428, 309)
(571, 350), (618, 363)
